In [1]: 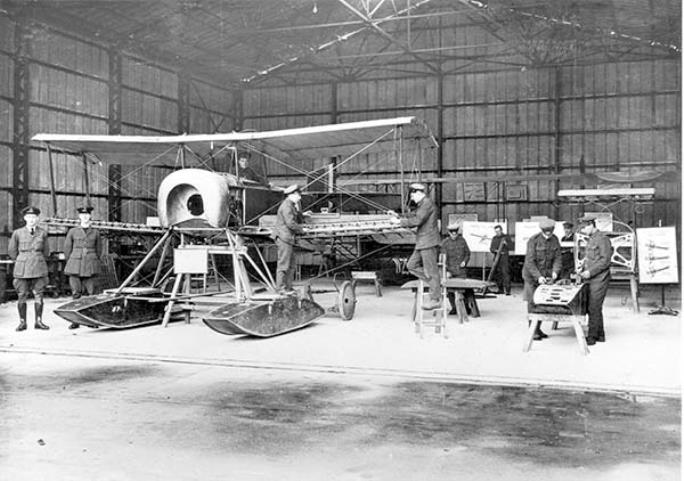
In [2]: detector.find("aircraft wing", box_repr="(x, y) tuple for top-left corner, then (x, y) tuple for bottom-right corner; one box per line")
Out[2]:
(32, 116), (437, 166)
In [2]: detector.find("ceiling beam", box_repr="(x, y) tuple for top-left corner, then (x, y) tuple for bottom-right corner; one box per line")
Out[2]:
(334, 0), (440, 74)
(242, 0), (435, 84)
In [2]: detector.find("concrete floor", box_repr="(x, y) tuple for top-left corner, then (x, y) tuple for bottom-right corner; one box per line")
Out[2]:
(0, 282), (680, 479)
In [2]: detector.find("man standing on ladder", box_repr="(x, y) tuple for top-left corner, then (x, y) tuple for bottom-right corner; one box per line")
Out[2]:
(390, 183), (441, 310)
(489, 224), (512, 296)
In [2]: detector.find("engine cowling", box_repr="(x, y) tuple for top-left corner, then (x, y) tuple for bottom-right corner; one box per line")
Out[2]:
(157, 169), (239, 228)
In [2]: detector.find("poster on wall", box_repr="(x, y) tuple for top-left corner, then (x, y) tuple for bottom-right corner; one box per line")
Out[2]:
(462, 221), (507, 253)
(636, 227), (679, 284)
(514, 221), (566, 255)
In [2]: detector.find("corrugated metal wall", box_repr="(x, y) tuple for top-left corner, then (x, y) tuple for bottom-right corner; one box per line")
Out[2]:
(243, 56), (680, 232)
(0, 15), (236, 254)
(0, 15), (15, 253)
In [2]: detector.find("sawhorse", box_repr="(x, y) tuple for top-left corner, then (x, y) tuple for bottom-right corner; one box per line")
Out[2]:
(351, 271), (382, 297)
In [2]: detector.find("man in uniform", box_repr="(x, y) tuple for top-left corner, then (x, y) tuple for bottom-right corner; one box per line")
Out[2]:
(559, 221), (575, 280)
(8, 206), (50, 331)
(577, 215), (612, 345)
(489, 224), (512, 295)
(522, 218), (562, 340)
(64, 206), (103, 329)
(441, 222), (471, 315)
(391, 183), (441, 310)
(237, 152), (269, 186)
(272, 185), (309, 294)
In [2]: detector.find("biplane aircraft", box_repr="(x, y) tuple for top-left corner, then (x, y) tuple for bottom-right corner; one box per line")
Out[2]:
(32, 116), (438, 337)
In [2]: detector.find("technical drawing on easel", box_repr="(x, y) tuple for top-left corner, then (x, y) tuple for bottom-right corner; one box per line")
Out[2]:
(636, 227), (679, 284)
(462, 221), (506, 253)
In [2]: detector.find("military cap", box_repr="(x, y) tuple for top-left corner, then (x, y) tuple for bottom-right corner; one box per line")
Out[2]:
(447, 222), (460, 232)
(283, 184), (300, 195)
(562, 221), (574, 228)
(408, 183), (426, 192)
(77, 206), (94, 214)
(539, 218), (556, 231)
(22, 206), (40, 216)
(577, 214), (596, 225)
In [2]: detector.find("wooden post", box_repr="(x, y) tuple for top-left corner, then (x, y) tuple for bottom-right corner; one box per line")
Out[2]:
(161, 273), (183, 328)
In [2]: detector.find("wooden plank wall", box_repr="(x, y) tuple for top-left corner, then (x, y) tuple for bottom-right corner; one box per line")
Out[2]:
(0, 14), (235, 254)
(243, 55), (680, 232)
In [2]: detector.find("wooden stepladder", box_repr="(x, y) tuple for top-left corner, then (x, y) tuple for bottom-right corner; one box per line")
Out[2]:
(413, 279), (448, 338)
(410, 254), (449, 338)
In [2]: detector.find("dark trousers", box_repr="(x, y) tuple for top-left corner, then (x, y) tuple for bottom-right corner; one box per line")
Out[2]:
(523, 276), (538, 313)
(275, 237), (296, 291)
(587, 270), (610, 339)
(0, 269), (6, 303)
(407, 246), (441, 302)
(69, 275), (98, 298)
(493, 256), (511, 294)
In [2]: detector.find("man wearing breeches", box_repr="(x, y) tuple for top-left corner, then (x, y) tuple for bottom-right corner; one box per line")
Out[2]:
(64, 206), (102, 329)
(9, 206), (50, 331)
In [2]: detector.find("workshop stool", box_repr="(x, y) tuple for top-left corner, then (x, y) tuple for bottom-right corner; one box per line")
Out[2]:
(350, 271), (382, 297)
(523, 313), (589, 355)
(523, 283), (590, 355)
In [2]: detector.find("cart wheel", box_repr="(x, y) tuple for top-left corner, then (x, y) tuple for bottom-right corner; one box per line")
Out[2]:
(338, 280), (356, 321)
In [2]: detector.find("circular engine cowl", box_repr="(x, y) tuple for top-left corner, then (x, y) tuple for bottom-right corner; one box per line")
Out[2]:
(157, 169), (237, 228)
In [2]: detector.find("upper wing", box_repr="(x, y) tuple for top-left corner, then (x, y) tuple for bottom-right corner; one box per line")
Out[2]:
(32, 116), (437, 166)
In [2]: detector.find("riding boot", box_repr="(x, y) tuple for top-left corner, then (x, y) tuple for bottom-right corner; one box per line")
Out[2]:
(34, 303), (49, 330)
(447, 291), (457, 315)
(16, 303), (27, 331)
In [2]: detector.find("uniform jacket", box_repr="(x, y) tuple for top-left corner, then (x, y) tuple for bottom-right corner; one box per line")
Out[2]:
(240, 166), (268, 186)
(489, 234), (512, 259)
(399, 196), (440, 249)
(441, 235), (470, 276)
(272, 198), (303, 242)
(64, 226), (102, 277)
(522, 232), (562, 280)
(8, 226), (50, 279)
(583, 230), (613, 278)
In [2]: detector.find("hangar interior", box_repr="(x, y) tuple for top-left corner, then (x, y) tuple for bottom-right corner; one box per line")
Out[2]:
(0, 0), (680, 239)
(0, 1), (681, 479)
